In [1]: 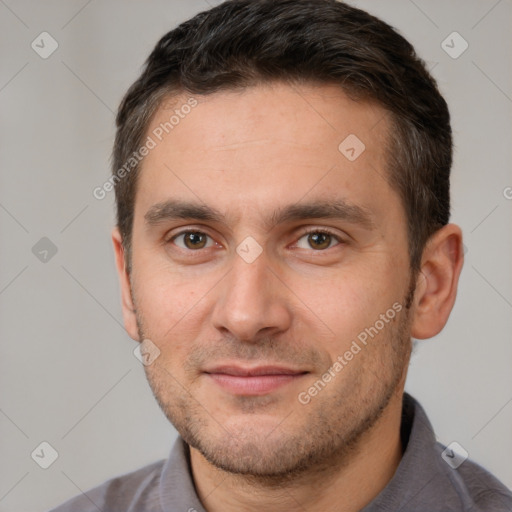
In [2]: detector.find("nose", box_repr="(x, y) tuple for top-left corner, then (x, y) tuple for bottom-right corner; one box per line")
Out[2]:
(211, 245), (293, 342)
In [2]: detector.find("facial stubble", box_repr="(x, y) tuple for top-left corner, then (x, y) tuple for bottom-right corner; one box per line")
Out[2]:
(134, 287), (414, 484)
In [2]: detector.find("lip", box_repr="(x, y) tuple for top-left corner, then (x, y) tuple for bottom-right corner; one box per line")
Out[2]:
(204, 365), (308, 395)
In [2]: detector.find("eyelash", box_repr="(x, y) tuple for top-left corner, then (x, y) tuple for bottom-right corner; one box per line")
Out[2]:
(168, 227), (343, 252)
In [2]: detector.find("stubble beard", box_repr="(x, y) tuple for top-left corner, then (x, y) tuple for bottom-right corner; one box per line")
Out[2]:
(136, 298), (413, 486)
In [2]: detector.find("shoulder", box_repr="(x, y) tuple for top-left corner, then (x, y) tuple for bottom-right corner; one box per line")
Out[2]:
(440, 447), (512, 512)
(47, 459), (166, 512)
(378, 394), (512, 512)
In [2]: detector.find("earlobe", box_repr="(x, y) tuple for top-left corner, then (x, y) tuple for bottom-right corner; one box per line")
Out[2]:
(410, 224), (464, 340)
(111, 227), (140, 341)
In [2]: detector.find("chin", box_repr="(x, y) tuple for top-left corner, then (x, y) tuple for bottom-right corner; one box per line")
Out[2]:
(188, 428), (313, 478)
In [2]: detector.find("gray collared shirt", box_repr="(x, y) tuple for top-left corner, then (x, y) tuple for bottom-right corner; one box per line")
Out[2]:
(48, 393), (512, 512)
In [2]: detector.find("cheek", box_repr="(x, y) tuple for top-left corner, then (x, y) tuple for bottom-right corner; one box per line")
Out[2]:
(132, 262), (207, 340)
(292, 264), (404, 356)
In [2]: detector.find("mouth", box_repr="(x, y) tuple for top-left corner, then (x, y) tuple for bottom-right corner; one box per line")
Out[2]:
(203, 364), (309, 395)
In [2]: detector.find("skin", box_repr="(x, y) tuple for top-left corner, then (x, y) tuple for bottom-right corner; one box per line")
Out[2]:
(112, 82), (464, 512)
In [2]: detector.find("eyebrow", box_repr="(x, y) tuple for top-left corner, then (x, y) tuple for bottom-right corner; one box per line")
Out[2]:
(144, 198), (375, 231)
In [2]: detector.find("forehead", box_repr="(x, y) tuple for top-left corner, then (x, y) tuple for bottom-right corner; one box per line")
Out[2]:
(147, 83), (389, 156)
(134, 82), (399, 230)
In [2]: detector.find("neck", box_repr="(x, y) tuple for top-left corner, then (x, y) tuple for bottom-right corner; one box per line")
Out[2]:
(189, 390), (405, 512)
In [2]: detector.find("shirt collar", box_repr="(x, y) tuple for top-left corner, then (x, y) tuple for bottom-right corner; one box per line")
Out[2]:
(159, 434), (207, 512)
(361, 392), (442, 511)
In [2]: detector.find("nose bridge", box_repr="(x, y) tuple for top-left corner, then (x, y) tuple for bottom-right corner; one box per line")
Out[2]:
(211, 246), (291, 341)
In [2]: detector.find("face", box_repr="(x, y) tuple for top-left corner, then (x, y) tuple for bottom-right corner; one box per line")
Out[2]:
(121, 82), (416, 477)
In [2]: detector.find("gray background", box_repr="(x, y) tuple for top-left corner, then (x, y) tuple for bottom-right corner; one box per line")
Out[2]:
(0, 1), (510, 511)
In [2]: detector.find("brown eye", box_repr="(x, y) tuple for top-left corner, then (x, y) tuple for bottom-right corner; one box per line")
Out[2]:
(296, 230), (341, 251)
(172, 231), (212, 250)
(308, 232), (331, 250)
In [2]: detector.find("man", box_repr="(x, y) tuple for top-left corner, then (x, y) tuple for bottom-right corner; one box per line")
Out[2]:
(50, 0), (512, 511)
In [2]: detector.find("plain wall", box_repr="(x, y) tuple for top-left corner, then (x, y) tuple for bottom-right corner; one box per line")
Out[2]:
(0, 1), (510, 511)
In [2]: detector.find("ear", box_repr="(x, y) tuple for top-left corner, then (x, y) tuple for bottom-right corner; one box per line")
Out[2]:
(112, 227), (140, 341)
(410, 224), (464, 339)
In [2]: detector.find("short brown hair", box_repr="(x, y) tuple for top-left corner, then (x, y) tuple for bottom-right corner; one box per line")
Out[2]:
(113, 0), (452, 274)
